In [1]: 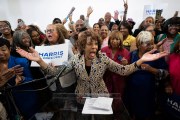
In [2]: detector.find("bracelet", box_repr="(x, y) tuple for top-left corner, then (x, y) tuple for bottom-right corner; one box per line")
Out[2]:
(134, 62), (141, 69)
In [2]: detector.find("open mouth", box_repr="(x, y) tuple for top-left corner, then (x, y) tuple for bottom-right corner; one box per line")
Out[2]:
(47, 35), (53, 41)
(47, 34), (52, 38)
(89, 51), (96, 58)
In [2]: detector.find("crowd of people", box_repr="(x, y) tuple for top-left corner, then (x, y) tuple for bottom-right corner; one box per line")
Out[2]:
(0, 2), (180, 120)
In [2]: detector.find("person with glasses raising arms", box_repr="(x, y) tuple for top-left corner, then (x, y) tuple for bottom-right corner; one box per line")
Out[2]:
(16, 30), (168, 119)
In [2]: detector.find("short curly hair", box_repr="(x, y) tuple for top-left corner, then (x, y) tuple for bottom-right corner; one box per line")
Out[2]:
(162, 17), (180, 33)
(77, 30), (102, 56)
(136, 31), (154, 47)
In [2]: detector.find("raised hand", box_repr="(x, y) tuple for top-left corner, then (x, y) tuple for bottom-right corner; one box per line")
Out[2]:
(87, 6), (93, 17)
(69, 14), (73, 22)
(16, 47), (41, 62)
(141, 49), (168, 62)
(123, 0), (128, 11)
(156, 37), (167, 50)
(62, 18), (67, 25)
(112, 10), (119, 20)
(16, 47), (48, 70)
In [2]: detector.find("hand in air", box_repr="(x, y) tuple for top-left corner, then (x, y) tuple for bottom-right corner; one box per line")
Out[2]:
(141, 49), (169, 62)
(16, 47), (41, 62)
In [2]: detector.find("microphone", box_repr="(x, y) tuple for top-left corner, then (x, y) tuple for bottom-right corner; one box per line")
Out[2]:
(66, 7), (75, 20)
(52, 65), (66, 80)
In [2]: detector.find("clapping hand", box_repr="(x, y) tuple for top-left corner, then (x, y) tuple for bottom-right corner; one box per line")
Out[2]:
(0, 65), (24, 87)
(13, 65), (24, 75)
(0, 69), (15, 87)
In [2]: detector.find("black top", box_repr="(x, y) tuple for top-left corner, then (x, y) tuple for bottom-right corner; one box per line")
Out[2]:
(85, 65), (91, 76)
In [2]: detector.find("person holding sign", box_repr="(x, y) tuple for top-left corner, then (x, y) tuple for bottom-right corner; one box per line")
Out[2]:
(17, 30), (168, 118)
(43, 24), (75, 92)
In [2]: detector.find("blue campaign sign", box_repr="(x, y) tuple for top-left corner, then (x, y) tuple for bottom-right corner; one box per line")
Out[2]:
(31, 44), (68, 67)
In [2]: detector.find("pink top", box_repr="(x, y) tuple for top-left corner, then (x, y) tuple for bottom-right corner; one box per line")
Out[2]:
(101, 37), (109, 49)
(169, 53), (180, 95)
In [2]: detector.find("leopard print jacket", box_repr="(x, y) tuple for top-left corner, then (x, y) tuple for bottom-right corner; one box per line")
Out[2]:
(42, 52), (139, 101)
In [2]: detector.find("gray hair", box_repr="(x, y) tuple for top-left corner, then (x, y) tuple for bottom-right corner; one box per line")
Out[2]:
(136, 31), (153, 46)
(12, 30), (33, 50)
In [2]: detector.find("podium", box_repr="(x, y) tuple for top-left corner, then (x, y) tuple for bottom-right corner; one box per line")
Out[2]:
(30, 93), (131, 120)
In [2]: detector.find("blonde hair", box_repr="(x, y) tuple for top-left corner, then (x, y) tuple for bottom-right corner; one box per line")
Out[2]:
(55, 24), (69, 39)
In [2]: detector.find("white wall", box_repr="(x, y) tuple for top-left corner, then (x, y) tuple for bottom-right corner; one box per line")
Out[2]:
(0, 0), (179, 31)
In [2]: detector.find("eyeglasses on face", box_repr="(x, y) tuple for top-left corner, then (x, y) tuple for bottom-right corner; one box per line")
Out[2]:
(0, 25), (10, 30)
(45, 29), (55, 33)
(168, 24), (179, 28)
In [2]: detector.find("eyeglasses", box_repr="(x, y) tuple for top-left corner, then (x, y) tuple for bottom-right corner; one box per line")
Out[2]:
(0, 25), (10, 30)
(168, 24), (179, 28)
(45, 29), (55, 33)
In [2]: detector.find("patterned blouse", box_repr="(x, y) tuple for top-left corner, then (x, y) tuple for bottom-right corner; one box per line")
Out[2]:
(42, 52), (139, 102)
